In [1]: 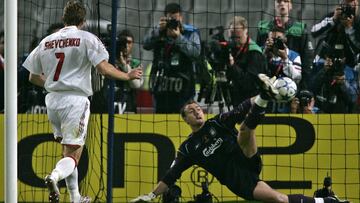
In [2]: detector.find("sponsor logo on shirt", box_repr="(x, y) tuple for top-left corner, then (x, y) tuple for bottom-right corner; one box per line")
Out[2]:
(202, 138), (223, 157)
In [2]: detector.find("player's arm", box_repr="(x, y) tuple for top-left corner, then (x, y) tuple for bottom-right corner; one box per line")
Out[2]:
(117, 59), (143, 89)
(149, 181), (169, 199)
(29, 73), (45, 87)
(126, 66), (143, 88)
(96, 60), (142, 81)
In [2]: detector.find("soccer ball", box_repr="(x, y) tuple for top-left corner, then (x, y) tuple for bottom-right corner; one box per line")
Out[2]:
(273, 77), (297, 101)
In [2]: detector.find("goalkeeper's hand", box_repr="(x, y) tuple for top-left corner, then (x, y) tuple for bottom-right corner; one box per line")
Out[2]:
(130, 192), (156, 202)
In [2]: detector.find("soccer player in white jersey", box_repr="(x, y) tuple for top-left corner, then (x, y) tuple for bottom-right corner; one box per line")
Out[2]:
(22, 1), (142, 202)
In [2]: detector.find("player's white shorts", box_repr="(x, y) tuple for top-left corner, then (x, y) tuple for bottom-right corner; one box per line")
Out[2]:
(45, 92), (90, 146)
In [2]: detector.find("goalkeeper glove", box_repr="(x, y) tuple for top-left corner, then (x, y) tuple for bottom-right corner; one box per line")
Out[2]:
(130, 192), (156, 202)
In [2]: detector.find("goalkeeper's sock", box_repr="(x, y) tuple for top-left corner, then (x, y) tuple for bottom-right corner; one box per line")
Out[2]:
(244, 103), (266, 129)
(51, 156), (76, 182)
(254, 95), (268, 108)
(65, 167), (81, 202)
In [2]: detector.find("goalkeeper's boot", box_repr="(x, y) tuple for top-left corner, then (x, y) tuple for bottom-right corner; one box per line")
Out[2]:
(257, 73), (278, 100)
(45, 175), (60, 203)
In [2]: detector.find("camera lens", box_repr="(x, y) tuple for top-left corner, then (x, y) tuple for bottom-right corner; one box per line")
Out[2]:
(166, 18), (180, 29)
(273, 37), (285, 49)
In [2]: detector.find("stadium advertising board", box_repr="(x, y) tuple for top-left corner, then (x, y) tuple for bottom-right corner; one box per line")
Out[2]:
(0, 114), (359, 202)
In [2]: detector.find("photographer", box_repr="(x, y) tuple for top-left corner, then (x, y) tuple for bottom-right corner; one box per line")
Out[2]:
(314, 176), (350, 202)
(314, 177), (335, 198)
(257, 0), (314, 90)
(311, 0), (360, 68)
(227, 16), (267, 107)
(114, 29), (143, 113)
(290, 90), (320, 114)
(311, 0), (360, 112)
(312, 46), (357, 113)
(264, 27), (302, 83)
(263, 27), (302, 113)
(143, 3), (201, 113)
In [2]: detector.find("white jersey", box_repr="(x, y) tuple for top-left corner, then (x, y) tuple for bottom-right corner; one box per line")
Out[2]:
(23, 26), (109, 96)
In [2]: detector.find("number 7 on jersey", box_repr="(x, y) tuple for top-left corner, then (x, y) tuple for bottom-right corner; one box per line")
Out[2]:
(53, 52), (65, 81)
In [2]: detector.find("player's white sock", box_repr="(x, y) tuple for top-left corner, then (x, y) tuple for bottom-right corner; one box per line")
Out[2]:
(65, 167), (81, 202)
(51, 157), (76, 182)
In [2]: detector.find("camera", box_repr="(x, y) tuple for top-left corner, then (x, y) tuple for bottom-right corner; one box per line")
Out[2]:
(206, 26), (235, 71)
(273, 37), (286, 50)
(298, 90), (314, 109)
(340, 4), (355, 18)
(190, 181), (212, 203)
(198, 26), (234, 109)
(166, 18), (181, 30)
(316, 41), (345, 76)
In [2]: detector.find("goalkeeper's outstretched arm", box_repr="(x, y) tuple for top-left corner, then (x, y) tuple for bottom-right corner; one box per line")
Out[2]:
(131, 145), (192, 202)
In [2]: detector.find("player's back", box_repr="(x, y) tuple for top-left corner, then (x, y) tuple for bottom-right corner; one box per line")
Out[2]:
(37, 26), (108, 96)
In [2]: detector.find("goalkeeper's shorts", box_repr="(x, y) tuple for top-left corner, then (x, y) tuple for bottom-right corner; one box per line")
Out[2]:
(223, 151), (262, 200)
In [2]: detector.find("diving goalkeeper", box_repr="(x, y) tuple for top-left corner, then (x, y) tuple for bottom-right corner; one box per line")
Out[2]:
(131, 74), (342, 203)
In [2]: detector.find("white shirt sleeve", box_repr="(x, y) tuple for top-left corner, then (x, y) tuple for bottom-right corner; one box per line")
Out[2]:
(22, 46), (43, 75)
(85, 34), (109, 67)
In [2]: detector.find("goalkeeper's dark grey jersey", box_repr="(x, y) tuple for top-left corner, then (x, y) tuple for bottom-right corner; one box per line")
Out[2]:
(161, 99), (252, 186)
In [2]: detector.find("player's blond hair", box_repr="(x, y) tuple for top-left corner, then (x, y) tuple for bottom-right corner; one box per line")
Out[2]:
(228, 16), (248, 30)
(63, 0), (86, 26)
